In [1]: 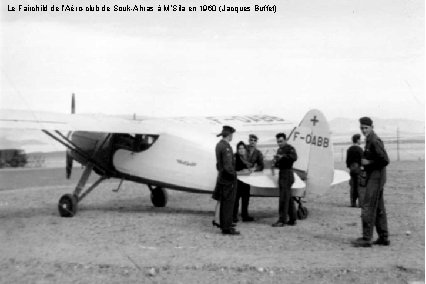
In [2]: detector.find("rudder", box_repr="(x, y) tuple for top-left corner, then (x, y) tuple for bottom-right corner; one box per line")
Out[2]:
(289, 109), (334, 195)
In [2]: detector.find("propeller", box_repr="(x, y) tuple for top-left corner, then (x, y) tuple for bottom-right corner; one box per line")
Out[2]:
(66, 93), (75, 179)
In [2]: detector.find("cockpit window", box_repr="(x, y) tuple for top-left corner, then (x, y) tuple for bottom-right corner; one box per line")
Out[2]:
(113, 134), (159, 152)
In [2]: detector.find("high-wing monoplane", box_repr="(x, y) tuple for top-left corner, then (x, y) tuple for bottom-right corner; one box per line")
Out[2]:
(0, 94), (349, 218)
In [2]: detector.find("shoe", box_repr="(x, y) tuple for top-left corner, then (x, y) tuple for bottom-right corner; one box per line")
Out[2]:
(351, 237), (372, 247)
(242, 216), (255, 222)
(212, 221), (236, 228)
(272, 221), (286, 227)
(222, 228), (240, 235)
(233, 218), (239, 223)
(372, 237), (390, 246)
(287, 220), (297, 226)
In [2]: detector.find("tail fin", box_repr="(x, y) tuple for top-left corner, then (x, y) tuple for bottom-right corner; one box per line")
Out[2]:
(289, 109), (334, 195)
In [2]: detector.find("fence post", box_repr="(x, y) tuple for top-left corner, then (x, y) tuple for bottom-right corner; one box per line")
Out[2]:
(396, 127), (400, 161)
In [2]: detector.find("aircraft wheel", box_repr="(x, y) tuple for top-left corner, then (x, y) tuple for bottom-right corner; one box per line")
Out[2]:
(297, 206), (308, 220)
(58, 194), (78, 217)
(150, 186), (168, 207)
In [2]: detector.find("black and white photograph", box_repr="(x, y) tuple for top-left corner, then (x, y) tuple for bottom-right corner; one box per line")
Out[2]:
(0, 0), (424, 283)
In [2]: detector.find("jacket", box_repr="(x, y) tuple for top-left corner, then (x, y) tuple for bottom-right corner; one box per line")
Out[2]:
(363, 131), (389, 173)
(215, 139), (236, 182)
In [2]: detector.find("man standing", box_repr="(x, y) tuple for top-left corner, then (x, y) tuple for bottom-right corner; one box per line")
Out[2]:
(352, 117), (390, 247)
(346, 134), (363, 207)
(212, 125), (240, 235)
(247, 134), (264, 172)
(272, 133), (298, 227)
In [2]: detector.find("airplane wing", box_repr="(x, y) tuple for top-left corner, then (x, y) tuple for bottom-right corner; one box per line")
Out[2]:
(140, 115), (295, 137)
(0, 109), (160, 134)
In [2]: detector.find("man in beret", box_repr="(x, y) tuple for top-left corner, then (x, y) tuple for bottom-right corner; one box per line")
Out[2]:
(212, 125), (240, 235)
(346, 134), (363, 207)
(352, 117), (390, 247)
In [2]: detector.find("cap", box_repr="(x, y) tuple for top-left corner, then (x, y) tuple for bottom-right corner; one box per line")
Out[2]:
(217, 125), (236, 137)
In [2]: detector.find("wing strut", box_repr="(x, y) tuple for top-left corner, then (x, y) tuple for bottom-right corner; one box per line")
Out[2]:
(41, 130), (111, 175)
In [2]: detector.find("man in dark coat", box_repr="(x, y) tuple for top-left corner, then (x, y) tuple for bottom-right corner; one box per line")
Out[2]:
(346, 134), (363, 207)
(247, 134), (264, 172)
(352, 117), (390, 247)
(212, 125), (240, 235)
(272, 133), (298, 227)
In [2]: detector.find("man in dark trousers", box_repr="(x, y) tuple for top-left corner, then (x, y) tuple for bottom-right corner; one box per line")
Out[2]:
(212, 125), (240, 235)
(272, 133), (298, 227)
(346, 134), (363, 207)
(352, 117), (390, 247)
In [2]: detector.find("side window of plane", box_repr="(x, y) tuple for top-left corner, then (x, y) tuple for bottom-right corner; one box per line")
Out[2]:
(114, 134), (134, 150)
(114, 133), (159, 152)
(137, 134), (159, 151)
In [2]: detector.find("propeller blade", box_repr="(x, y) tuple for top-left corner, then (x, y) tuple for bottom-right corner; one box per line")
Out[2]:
(66, 93), (75, 179)
(71, 93), (75, 114)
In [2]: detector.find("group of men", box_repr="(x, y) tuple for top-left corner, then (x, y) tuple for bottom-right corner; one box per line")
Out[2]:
(347, 117), (391, 247)
(212, 116), (391, 248)
(212, 126), (298, 235)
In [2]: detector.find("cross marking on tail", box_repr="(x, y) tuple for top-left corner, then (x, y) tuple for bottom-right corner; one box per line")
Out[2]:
(310, 116), (319, 126)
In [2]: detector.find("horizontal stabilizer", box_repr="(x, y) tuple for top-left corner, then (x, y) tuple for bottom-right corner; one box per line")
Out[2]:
(237, 171), (305, 189)
(332, 170), (350, 185)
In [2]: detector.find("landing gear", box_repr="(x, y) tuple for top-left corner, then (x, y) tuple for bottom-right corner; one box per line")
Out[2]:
(58, 194), (78, 217)
(293, 197), (309, 220)
(297, 205), (309, 220)
(57, 163), (108, 217)
(149, 186), (168, 207)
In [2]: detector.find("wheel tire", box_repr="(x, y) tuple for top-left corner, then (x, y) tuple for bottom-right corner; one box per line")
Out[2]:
(150, 187), (168, 207)
(297, 206), (308, 220)
(58, 194), (78, 217)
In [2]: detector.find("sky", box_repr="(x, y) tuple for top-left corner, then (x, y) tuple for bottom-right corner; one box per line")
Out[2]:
(0, 0), (424, 122)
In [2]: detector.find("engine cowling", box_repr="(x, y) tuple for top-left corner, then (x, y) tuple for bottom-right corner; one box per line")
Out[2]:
(69, 131), (114, 174)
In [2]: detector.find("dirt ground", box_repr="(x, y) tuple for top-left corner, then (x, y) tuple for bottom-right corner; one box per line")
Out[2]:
(0, 161), (424, 283)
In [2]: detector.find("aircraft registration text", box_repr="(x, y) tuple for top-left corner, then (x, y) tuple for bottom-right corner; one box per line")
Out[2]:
(293, 132), (329, 148)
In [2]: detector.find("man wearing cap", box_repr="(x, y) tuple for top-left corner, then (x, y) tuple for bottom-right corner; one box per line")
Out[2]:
(212, 125), (240, 235)
(272, 132), (298, 227)
(346, 134), (363, 207)
(352, 117), (390, 247)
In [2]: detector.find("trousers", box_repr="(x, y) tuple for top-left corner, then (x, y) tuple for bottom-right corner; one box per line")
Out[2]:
(361, 169), (389, 240)
(349, 173), (359, 206)
(217, 181), (237, 230)
(278, 169), (296, 223)
(233, 180), (251, 219)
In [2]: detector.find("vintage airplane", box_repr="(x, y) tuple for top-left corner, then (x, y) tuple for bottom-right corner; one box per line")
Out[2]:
(0, 94), (349, 218)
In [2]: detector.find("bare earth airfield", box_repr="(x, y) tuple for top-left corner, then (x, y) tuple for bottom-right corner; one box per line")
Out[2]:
(0, 161), (424, 283)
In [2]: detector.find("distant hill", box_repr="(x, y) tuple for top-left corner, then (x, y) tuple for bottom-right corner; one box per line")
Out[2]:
(330, 117), (424, 143)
